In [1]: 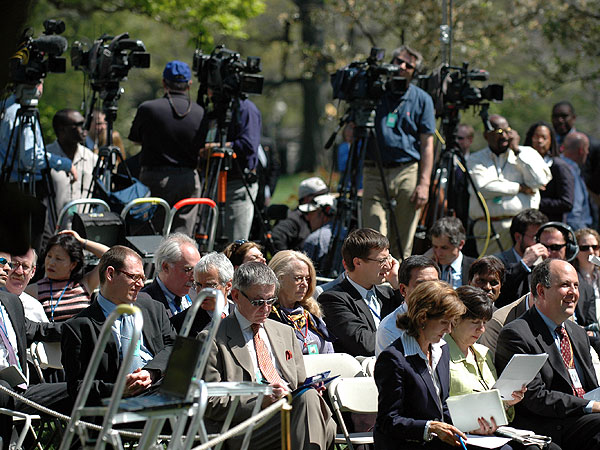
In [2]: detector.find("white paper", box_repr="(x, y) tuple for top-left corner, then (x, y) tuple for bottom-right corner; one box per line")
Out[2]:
(447, 389), (508, 433)
(464, 434), (512, 449)
(492, 353), (548, 399)
(583, 386), (600, 401)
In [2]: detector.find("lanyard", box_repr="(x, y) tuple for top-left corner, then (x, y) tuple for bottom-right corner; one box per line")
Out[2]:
(0, 308), (10, 343)
(365, 292), (381, 321)
(49, 280), (71, 322)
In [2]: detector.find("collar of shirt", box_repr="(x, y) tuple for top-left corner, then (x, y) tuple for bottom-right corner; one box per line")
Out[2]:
(346, 274), (372, 302)
(449, 252), (463, 275)
(543, 155), (554, 167)
(235, 307), (254, 337)
(156, 276), (190, 314)
(561, 155), (581, 174)
(400, 331), (446, 367)
(535, 305), (563, 345)
(48, 141), (91, 165)
(97, 292), (119, 317)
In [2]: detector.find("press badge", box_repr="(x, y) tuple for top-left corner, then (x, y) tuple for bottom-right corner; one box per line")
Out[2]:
(569, 368), (583, 390)
(307, 344), (319, 354)
(386, 113), (398, 128)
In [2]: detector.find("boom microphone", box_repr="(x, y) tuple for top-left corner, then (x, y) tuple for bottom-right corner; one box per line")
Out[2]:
(32, 35), (68, 56)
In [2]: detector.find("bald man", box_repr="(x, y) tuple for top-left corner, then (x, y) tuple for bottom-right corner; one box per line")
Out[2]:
(561, 132), (592, 230)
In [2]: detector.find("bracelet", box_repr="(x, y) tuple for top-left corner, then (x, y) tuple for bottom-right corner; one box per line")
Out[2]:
(84, 239), (88, 249)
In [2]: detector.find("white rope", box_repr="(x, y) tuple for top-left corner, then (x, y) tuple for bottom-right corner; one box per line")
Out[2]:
(191, 397), (289, 450)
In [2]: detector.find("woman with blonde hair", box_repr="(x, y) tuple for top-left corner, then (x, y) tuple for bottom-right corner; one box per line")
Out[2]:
(268, 250), (335, 354)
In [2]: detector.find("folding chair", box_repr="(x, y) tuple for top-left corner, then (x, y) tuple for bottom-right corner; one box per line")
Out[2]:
(328, 377), (378, 450)
(360, 356), (376, 377)
(29, 342), (63, 383)
(165, 198), (218, 251)
(303, 353), (365, 378)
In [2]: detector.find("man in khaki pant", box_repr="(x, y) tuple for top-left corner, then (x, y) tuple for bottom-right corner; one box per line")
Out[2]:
(362, 44), (435, 259)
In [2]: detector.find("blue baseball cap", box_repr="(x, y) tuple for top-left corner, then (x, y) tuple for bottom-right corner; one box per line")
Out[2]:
(163, 60), (191, 83)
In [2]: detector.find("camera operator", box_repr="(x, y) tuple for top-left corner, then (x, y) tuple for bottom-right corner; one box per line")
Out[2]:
(200, 89), (262, 242)
(362, 45), (436, 260)
(0, 83), (77, 186)
(128, 60), (204, 236)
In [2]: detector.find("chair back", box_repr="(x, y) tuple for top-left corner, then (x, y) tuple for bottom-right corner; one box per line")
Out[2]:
(303, 353), (364, 378)
(330, 377), (378, 413)
(361, 356), (376, 377)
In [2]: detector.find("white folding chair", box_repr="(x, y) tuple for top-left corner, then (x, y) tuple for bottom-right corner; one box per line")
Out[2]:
(303, 353), (364, 378)
(29, 342), (63, 383)
(360, 356), (376, 377)
(328, 377), (378, 450)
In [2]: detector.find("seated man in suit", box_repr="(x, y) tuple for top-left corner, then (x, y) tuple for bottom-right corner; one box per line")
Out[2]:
(429, 216), (475, 289)
(142, 233), (200, 318)
(375, 255), (439, 356)
(495, 209), (549, 307)
(202, 262), (335, 450)
(62, 246), (176, 405)
(171, 252), (234, 336)
(496, 259), (600, 450)
(320, 228), (403, 356)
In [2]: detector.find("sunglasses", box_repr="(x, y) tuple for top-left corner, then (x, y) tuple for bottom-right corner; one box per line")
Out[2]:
(0, 257), (13, 268)
(542, 243), (567, 252)
(239, 289), (277, 307)
(490, 126), (513, 136)
(393, 57), (415, 70)
(579, 245), (599, 251)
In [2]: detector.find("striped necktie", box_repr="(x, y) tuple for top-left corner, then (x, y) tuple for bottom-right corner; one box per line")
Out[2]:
(251, 323), (286, 385)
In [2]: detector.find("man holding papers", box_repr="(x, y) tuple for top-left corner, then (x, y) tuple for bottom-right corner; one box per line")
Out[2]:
(496, 259), (600, 450)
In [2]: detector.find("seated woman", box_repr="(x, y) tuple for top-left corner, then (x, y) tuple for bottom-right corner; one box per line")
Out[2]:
(26, 230), (109, 322)
(574, 228), (600, 333)
(374, 280), (518, 450)
(268, 250), (335, 354)
(222, 239), (266, 269)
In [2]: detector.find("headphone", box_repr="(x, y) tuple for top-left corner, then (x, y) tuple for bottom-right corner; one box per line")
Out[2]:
(320, 202), (335, 217)
(534, 221), (579, 262)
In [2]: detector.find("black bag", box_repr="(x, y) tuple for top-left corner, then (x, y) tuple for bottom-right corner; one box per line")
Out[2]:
(72, 211), (125, 247)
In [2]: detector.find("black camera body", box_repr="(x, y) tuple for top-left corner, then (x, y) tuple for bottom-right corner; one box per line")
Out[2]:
(193, 45), (263, 101)
(331, 47), (407, 102)
(9, 20), (68, 86)
(71, 33), (150, 88)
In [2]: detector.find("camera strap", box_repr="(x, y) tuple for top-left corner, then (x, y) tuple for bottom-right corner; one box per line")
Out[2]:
(166, 91), (192, 118)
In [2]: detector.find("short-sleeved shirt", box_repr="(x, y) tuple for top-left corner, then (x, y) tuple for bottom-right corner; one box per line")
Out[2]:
(371, 84), (436, 164)
(128, 91), (205, 169)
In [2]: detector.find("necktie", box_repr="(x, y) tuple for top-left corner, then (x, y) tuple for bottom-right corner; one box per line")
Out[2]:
(366, 289), (381, 325)
(120, 315), (145, 374)
(556, 326), (586, 398)
(251, 323), (286, 385)
(174, 296), (183, 312)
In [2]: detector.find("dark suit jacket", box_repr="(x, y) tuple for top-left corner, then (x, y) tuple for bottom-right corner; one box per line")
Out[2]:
(171, 301), (235, 337)
(495, 306), (599, 437)
(201, 315), (305, 423)
(460, 255), (476, 286)
(141, 277), (170, 312)
(61, 293), (176, 404)
(319, 278), (403, 356)
(0, 291), (62, 380)
(540, 157), (574, 222)
(479, 294), (529, 358)
(495, 248), (529, 308)
(373, 338), (451, 449)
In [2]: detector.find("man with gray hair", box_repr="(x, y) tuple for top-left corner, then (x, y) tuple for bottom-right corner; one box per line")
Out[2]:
(202, 262), (335, 450)
(5, 248), (47, 322)
(142, 233), (200, 318)
(429, 216), (475, 289)
(362, 44), (436, 259)
(171, 252), (234, 336)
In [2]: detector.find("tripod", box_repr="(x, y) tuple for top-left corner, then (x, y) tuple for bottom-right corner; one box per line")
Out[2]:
(0, 84), (58, 231)
(322, 100), (404, 277)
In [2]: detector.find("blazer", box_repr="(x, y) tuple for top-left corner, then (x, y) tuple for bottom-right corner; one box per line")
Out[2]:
(540, 157), (575, 222)
(495, 306), (599, 436)
(460, 255), (476, 286)
(0, 291), (62, 380)
(201, 315), (305, 423)
(141, 277), (170, 312)
(319, 278), (403, 356)
(373, 337), (452, 449)
(61, 293), (176, 404)
(495, 248), (529, 308)
(479, 293), (529, 357)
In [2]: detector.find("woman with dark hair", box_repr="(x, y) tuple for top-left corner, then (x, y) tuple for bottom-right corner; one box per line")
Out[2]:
(26, 230), (109, 322)
(574, 228), (600, 333)
(222, 239), (266, 269)
(524, 121), (573, 222)
(268, 250), (335, 354)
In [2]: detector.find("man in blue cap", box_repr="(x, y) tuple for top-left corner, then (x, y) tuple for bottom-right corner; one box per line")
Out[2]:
(129, 60), (205, 235)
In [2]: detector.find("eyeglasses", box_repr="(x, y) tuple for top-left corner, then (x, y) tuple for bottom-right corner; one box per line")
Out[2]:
(579, 244), (599, 252)
(239, 289), (277, 307)
(393, 57), (415, 70)
(10, 261), (33, 273)
(292, 275), (311, 284)
(542, 243), (567, 252)
(490, 126), (512, 136)
(0, 258), (13, 268)
(364, 255), (393, 267)
(193, 281), (221, 291)
(116, 269), (146, 284)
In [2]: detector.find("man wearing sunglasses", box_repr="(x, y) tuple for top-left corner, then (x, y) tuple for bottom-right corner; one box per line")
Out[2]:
(363, 45), (435, 260)
(467, 114), (551, 255)
(62, 246), (176, 405)
(202, 262), (335, 450)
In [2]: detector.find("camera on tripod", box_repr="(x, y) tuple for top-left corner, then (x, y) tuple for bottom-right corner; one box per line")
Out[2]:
(71, 32), (150, 86)
(418, 62), (503, 116)
(331, 47), (407, 103)
(193, 45), (264, 101)
(9, 19), (68, 86)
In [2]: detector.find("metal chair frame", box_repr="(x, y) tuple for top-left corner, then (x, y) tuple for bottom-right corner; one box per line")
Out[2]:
(56, 198), (111, 231)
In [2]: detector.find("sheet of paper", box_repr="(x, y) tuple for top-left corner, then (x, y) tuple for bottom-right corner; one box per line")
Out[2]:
(464, 434), (512, 449)
(583, 386), (600, 401)
(447, 390), (508, 432)
(492, 353), (548, 399)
